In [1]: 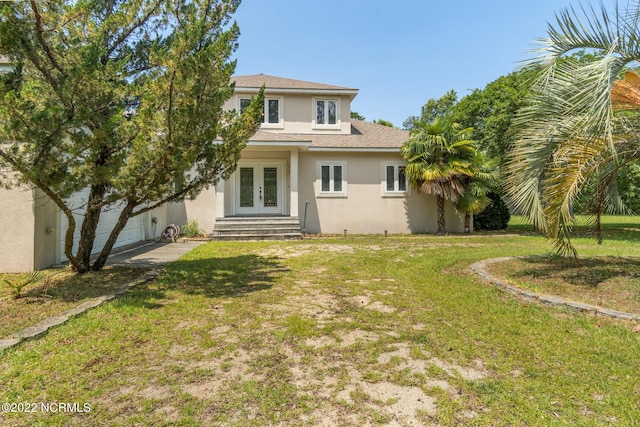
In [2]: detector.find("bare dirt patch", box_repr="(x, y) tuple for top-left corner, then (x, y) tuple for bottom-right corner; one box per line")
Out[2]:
(183, 379), (224, 399)
(258, 244), (355, 259)
(336, 329), (380, 347)
(350, 295), (396, 313)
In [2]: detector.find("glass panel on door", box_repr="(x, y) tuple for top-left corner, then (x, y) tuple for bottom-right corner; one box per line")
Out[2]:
(239, 167), (254, 207)
(263, 167), (278, 207)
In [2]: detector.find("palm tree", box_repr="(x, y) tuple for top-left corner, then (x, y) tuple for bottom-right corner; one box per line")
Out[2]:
(506, 1), (640, 256)
(401, 119), (476, 234)
(455, 152), (502, 233)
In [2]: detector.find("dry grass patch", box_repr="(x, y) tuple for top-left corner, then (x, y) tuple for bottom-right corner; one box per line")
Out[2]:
(0, 267), (148, 337)
(487, 256), (640, 315)
(2, 232), (640, 426)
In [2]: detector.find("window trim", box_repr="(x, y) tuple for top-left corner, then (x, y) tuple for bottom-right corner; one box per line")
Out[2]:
(381, 162), (410, 197)
(312, 98), (340, 129)
(316, 161), (347, 197)
(238, 96), (284, 129)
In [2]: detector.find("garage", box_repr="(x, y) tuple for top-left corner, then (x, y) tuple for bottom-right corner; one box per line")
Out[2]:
(59, 189), (145, 262)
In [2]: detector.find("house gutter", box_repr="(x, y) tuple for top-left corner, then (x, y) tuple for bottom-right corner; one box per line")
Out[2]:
(308, 147), (401, 153)
(234, 87), (359, 100)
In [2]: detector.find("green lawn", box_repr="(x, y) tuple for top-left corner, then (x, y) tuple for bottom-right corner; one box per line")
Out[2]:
(1, 220), (639, 426)
(0, 268), (148, 338)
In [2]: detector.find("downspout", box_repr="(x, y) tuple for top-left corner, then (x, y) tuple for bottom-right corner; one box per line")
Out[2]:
(302, 199), (309, 235)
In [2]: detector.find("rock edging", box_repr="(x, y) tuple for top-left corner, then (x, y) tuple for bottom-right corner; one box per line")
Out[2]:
(0, 269), (164, 353)
(470, 257), (640, 322)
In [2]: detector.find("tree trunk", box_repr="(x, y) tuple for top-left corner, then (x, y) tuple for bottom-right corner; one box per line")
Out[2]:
(62, 211), (84, 273)
(75, 184), (107, 272)
(91, 201), (136, 271)
(437, 196), (446, 235)
(464, 214), (471, 233)
(76, 184), (106, 271)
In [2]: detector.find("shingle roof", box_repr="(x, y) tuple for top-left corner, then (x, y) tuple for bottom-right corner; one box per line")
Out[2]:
(249, 130), (311, 143)
(248, 120), (409, 150)
(232, 74), (357, 92)
(311, 120), (408, 149)
(0, 55), (9, 64)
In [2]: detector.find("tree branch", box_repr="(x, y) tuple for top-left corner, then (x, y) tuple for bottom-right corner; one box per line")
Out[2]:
(0, 146), (83, 271)
(29, 0), (67, 78)
(106, 1), (163, 59)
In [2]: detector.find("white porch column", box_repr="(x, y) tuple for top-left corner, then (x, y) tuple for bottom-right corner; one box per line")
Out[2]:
(215, 178), (225, 220)
(290, 148), (299, 217)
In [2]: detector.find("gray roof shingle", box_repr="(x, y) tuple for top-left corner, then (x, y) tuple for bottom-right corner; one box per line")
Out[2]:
(248, 120), (408, 150)
(232, 74), (357, 92)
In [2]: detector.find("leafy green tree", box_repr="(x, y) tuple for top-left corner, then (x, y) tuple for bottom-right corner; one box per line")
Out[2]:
(350, 111), (366, 121)
(506, 1), (640, 256)
(403, 90), (457, 130)
(401, 119), (476, 234)
(616, 163), (640, 214)
(0, 0), (263, 273)
(455, 151), (501, 232)
(372, 119), (393, 127)
(473, 193), (511, 231)
(452, 67), (539, 164)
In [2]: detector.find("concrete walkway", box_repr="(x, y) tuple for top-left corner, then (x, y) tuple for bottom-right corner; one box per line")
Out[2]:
(106, 240), (206, 268)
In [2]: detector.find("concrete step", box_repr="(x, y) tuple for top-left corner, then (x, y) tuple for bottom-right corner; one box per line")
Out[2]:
(213, 227), (301, 235)
(211, 233), (302, 241)
(214, 222), (300, 229)
(211, 217), (301, 241)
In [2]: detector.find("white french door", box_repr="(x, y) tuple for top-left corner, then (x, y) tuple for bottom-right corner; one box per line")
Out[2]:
(235, 161), (284, 215)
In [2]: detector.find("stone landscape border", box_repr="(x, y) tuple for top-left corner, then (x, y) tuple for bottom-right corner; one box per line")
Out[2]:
(0, 269), (163, 353)
(470, 257), (640, 322)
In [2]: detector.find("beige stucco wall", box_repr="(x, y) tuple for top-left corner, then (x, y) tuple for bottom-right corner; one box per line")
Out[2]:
(298, 151), (466, 234)
(225, 94), (352, 135)
(166, 185), (217, 234)
(0, 185), (36, 272)
(138, 205), (168, 241)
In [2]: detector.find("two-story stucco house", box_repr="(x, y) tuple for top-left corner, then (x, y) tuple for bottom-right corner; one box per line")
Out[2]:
(184, 74), (466, 238)
(0, 73), (466, 272)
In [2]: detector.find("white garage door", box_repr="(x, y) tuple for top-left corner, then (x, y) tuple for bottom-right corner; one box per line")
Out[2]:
(59, 189), (144, 262)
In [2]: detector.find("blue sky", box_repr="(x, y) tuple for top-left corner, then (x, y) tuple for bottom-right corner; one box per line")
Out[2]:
(231, 1), (610, 128)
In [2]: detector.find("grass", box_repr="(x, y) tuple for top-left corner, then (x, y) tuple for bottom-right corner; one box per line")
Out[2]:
(487, 256), (640, 315)
(0, 217), (639, 425)
(0, 267), (148, 338)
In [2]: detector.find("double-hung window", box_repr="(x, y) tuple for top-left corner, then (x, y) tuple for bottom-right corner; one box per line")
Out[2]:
(317, 161), (347, 197)
(314, 99), (338, 127)
(382, 162), (409, 196)
(239, 97), (282, 127)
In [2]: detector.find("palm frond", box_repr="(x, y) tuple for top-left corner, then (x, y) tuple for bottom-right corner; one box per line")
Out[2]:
(611, 71), (640, 110)
(506, 1), (640, 255)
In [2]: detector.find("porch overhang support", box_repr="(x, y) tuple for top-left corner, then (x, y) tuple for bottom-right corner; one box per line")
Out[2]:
(215, 178), (225, 220)
(290, 148), (299, 217)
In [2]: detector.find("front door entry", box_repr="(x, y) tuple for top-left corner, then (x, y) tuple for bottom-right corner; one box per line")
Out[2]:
(235, 162), (283, 215)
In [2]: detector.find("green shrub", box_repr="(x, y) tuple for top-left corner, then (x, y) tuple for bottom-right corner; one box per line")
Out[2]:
(181, 220), (205, 238)
(2, 271), (43, 299)
(474, 193), (510, 230)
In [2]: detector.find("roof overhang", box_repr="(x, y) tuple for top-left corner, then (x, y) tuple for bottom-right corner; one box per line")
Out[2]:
(308, 147), (401, 152)
(247, 141), (313, 149)
(234, 87), (359, 100)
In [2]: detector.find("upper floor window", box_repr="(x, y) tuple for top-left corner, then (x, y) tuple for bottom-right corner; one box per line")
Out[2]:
(314, 99), (339, 127)
(239, 97), (282, 127)
(382, 162), (409, 196)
